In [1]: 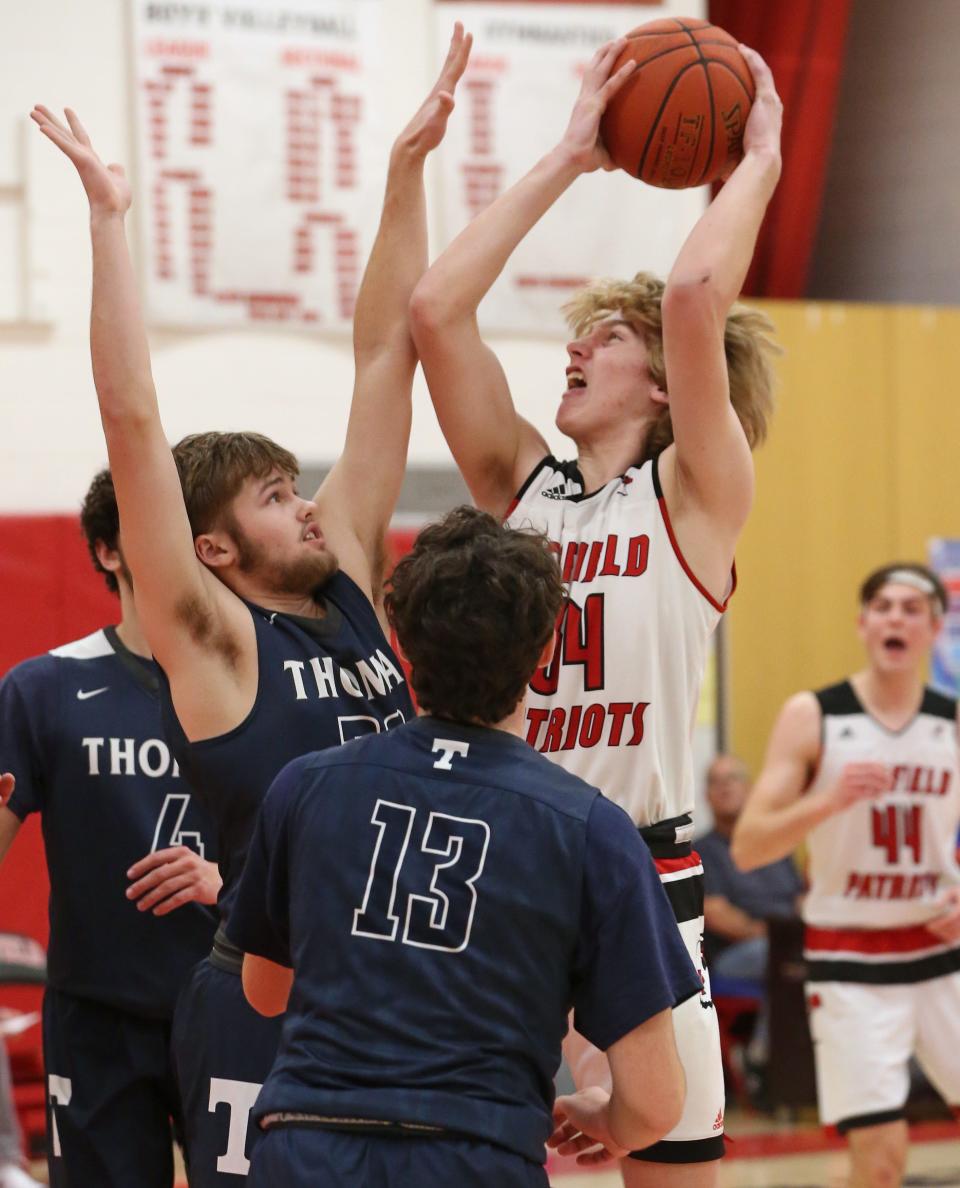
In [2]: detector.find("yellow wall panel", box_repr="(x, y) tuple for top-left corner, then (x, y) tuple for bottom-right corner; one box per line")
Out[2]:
(889, 307), (960, 558)
(729, 302), (896, 774)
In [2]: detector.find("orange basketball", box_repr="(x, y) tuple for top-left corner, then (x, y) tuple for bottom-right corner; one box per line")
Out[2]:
(600, 17), (755, 188)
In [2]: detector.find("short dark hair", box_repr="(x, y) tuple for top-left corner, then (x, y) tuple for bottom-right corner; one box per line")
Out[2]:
(79, 469), (121, 594)
(859, 562), (947, 616)
(172, 431), (299, 536)
(385, 506), (564, 724)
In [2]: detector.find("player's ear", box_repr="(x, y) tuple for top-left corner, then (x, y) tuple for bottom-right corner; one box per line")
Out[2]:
(536, 633), (556, 671)
(195, 531), (234, 570)
(649, 379), (668, 406)
(94, 539), (123, 574)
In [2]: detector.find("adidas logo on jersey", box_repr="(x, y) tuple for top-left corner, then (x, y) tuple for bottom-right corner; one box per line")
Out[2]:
(541, 484), (571, 500)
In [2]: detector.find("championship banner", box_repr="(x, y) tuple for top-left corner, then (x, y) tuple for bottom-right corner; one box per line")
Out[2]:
(929, 539), (960, 696)
(433, 1), (707, 335)
(131, 0), (386, 329)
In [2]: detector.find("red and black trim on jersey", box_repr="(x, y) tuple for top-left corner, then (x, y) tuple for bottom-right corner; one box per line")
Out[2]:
(650, 456), (736, 614)
(805, 923), (960, 984)
(506, 455), (736, 613)
(815, 679), (958, 731)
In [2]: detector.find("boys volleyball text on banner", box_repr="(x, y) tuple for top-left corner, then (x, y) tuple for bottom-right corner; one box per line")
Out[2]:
(132, 0), (386, 329)
(433, 1), (707, 336)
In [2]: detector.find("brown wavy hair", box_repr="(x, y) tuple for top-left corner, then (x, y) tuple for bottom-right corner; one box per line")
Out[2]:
(859, 562), (948, 617)
(80, 468), (121, 594)
(385, 506), (564, 724)
(172, 431), (299, 536)
(563, 271), (780, 464)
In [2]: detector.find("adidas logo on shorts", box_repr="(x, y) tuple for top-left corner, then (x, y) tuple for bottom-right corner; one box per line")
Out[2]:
(712, 1109), (724, 1132)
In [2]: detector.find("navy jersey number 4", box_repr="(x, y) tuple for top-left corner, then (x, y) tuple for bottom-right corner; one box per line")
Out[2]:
(352, 797), (490, 952)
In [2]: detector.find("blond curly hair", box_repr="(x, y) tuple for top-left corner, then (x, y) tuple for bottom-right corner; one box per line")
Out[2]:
(562, 272), (780, 464)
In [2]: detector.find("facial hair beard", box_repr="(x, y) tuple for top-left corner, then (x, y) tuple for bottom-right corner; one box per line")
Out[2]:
(231, 520), (339, 599)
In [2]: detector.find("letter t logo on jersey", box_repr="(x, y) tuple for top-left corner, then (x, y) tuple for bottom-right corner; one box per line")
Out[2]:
(432, 739), (470, 770)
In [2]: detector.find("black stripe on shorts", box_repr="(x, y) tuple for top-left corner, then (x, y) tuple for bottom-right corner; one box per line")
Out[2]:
(662, 873), (703, 926)
(806, 945), (960, 985)
(629, 1134), (725, 1163)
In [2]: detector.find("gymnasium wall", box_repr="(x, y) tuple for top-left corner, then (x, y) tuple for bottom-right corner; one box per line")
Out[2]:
(0, 0), (706, 514)
(730, 302), (960, 774)
(811, 0), (960, 303)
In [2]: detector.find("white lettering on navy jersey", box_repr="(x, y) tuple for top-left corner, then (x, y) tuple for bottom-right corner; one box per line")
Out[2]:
(283, 648), (403, 702)
(352, 799), (490, 953)
(82, 737), (180, 779)
(432, 739), (470, 770)
(151, 793), (205, 857)
(208, 1077), (261, 1175)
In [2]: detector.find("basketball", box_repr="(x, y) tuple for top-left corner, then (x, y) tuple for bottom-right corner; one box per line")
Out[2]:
(600, 17), (755, 188)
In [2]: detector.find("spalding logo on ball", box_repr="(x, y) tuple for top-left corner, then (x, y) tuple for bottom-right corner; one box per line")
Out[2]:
(600, 17), (755, 189)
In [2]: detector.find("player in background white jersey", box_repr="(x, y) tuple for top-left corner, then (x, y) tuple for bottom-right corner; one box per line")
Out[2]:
(410, 33), (782, 1188)
(733, 563), (960, 1188)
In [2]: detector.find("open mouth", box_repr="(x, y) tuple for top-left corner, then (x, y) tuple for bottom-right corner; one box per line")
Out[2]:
(883, 637), (907, 653)
(565, 368), (587, 394)
(302, 525), (324, 545)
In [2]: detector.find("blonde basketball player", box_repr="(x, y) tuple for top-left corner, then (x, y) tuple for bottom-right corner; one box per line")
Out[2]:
(410, 34), (782, 1187)
(733, 563), (960, 1188)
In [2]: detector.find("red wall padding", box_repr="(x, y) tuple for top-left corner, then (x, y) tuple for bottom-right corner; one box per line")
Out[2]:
(0, 517), (120, 948)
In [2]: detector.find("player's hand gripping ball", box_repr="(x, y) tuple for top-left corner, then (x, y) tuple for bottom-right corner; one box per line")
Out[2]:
(600, 17), (755, 188)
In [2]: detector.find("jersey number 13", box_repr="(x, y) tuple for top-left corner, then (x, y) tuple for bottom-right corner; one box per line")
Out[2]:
(352, 800), (490, 953)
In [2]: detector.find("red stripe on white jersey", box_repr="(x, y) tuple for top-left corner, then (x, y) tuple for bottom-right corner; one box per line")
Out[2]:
(805, 923), (954, 961)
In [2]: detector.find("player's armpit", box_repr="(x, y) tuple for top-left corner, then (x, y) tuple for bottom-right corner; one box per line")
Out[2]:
(242, 953), (293, 1017)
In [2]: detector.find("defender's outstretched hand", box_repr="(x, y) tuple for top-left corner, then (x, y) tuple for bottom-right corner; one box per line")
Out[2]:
(548, 1086), (630, 1167)
(559, 38), (637, 174)
(394, 22), (473, 159)
(31, 106), (131, 215)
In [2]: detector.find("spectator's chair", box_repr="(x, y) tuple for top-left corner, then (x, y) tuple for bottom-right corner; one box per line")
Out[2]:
(0, 935), (46, 1159)
(710, 973), (762, 1105)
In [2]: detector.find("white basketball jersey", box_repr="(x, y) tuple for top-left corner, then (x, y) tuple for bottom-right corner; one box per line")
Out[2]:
(804, 681), (960, 931)
(506, 455), (730, 830)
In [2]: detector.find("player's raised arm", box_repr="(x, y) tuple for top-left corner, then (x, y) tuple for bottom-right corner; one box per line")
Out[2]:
(316, 25), (472, 600)
(410, 39), (636, 517)
(732, 692), (890, 871)
(30, 107), (238, 674)
(658, 46), (781, 543)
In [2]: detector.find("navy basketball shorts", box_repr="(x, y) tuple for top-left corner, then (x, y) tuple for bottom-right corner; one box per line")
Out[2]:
(43, 987), (182, 1188)
(249, 1125), (549, 1187)
(171, 958), (282, 1186)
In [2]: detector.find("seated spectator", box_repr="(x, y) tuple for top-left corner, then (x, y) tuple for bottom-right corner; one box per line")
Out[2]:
(697, 755), (804, 1096)
(698, 754), (804, 980)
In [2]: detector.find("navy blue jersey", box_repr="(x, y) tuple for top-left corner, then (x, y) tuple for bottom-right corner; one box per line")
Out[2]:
(0, 627), (217, 1018)
(228, 716), (700, 1165)
(159, 573), (413, 924)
